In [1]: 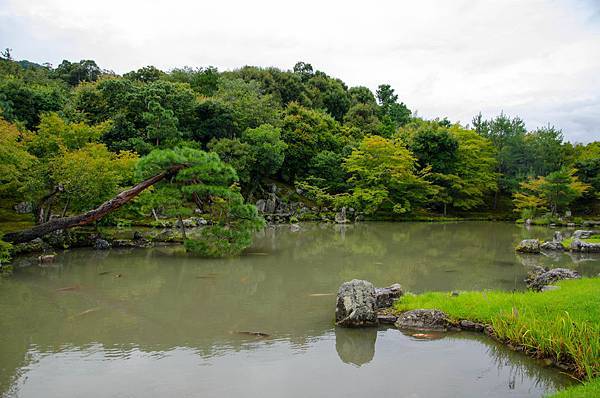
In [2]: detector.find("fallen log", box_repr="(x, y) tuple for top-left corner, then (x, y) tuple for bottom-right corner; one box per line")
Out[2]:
(4, 164), (186, 244)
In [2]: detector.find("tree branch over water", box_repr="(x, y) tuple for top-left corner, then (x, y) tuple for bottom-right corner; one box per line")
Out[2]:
(4, 164), (186, 244)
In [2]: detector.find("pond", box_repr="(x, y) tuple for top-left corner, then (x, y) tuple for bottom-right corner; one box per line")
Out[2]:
(1, 222), (599, 397)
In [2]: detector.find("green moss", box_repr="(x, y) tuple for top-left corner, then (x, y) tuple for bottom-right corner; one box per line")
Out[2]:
(394, 278), (600, 380)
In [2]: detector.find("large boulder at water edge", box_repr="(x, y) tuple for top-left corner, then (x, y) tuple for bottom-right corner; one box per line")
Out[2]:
(336, 279), (378, 327)
(395, 309), (451, 331)
(526, 267), (581, 291)
(515, 239), (541, 253)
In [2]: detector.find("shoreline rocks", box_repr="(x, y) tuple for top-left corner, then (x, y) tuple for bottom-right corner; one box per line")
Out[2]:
(395, 309), (451, 331)
(515, 239), (541, 254)
(526, 267), (581, 291)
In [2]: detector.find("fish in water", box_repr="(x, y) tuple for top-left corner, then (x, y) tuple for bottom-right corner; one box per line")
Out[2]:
(70, 308), (100, 319)
(196, 275), (217, 279)
(247, 252), (268, 256)
(412, 333), (435, 338)
(56, 285), (81, 292)
(308, 293), (334, 297)
(235, 331), (270, 338)
(114, 273), (123, 278)
(98, 271), (111, 275)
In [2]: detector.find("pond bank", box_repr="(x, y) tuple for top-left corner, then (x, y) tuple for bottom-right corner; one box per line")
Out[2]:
(392, 278), (600, 397)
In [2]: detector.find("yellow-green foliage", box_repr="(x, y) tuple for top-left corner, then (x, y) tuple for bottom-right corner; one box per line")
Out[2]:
(395, 278), (600, 381)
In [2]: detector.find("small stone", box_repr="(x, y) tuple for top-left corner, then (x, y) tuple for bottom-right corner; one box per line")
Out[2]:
(395, 309), (450, 331)
(540, 285), (561, 292)
(38, 254), (55, 264)
(377, 314), (398, 324)
(94, 239), (111, 250)
(459, 320), (484, 332)
(375, 283), (403, 308)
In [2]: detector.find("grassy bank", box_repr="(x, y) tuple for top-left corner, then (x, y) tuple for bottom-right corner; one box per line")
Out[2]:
(394, 278), (600, 395)
(561, 235), (600, 249)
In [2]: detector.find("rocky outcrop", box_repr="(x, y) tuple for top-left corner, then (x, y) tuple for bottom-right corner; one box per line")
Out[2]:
(94, 239), (111, 250)
(540, 231), (564, 251)
(572, 230), (599, 239)
(38, 254), (56, 264)
(515, 239), (541, 253)
(526, 267), (581, 291)
(13, 202), (33, 214)
(395, 309), (451, 331)
(335, 279), (378, 327)
(335, 207), (348, 224)
(175, 217), (208, 228)
(569, 239), (600, 253)
(375, 283), (403, 308)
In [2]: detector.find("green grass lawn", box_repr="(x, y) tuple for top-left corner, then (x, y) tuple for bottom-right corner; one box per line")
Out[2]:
(550, 379), (600, 398)
(394, 278), (600, 396)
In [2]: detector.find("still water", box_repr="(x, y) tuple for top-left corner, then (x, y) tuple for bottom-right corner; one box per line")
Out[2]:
(1, 222), (599, 397)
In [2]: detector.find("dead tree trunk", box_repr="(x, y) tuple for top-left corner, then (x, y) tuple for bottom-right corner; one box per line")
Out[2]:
(4, 165), (186, 244)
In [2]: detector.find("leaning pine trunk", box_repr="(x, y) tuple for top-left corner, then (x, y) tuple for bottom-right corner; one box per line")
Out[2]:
(4, 165), (186, 244)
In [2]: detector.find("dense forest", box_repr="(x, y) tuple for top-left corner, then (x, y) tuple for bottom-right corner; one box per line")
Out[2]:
(1, 52), (599, 259)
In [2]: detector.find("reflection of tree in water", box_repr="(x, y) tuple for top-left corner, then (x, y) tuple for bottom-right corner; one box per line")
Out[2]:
(335, 327), (377, 366)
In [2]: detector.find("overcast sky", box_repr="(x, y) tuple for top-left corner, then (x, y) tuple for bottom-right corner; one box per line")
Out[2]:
(1, 0), (599, 142)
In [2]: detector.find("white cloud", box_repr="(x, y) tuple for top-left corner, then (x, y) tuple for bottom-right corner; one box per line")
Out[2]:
(1, 0), (599, 142)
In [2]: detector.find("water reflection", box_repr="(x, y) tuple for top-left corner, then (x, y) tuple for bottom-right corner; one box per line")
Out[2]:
(335, 327), (377, 366)
(1, 222), (596, 397)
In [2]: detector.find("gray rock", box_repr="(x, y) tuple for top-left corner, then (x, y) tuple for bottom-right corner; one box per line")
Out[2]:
(395, 309), (451, 331)
(255, 199), (266, 213)
(459, 319), (484, 332)
(572, 230), (598, 239)
(541, 230), (565, 251)
(38, 254), (56, 264)
(335, 279), (378, 327)
(335, 207), (348, 224)
(377, 313), (398, 324)
(567, 223), (576, 227)
(541, 241), (564, 251)
(540, 285), (561, 292)
(290, 223), (301, 232)
(94, 239), (111, 250)
(570, 238), (600, 253)
(526, 268), (581, 291)
(374, 283), (403, 308)
(13, 201), (33, 214)
(515, 239), (541, 253)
